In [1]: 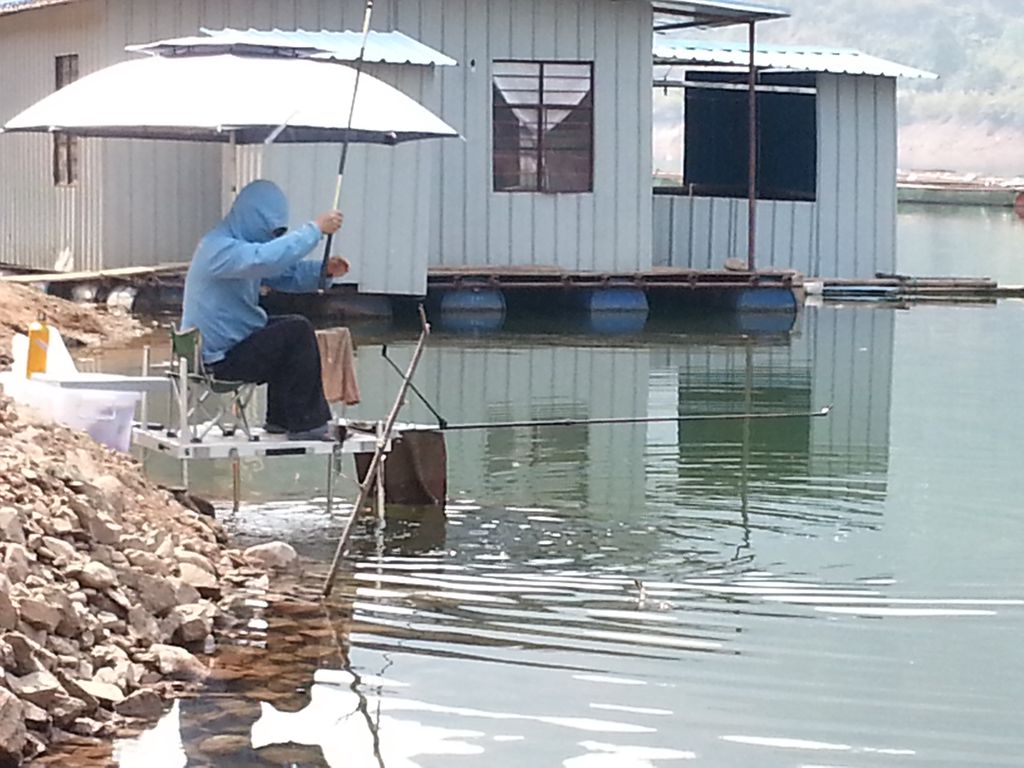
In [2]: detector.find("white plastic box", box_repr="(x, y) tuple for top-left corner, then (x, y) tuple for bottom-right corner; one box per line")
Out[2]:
(1, 374), (140, 452)
(2, 331), (140, 452)
(49, 385), (140, 453)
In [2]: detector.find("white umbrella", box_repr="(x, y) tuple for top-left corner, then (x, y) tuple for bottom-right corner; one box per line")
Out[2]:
(2, 52), (459, 144)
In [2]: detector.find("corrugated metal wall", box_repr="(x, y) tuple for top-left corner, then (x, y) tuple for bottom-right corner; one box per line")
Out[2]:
(0, 1), (106, 272)
(652, 73), (898, 279)
(100, 0), (223, 270)
(402, 0), (654, 272)
(1, 0), (656, 289)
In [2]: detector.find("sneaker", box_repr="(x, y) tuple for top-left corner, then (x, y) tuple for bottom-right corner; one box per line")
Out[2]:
(263, 422), (287, 435)
(286, 423), (332, 442)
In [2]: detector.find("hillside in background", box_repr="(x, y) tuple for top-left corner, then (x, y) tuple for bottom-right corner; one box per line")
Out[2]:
(654, 0), (1024, 175)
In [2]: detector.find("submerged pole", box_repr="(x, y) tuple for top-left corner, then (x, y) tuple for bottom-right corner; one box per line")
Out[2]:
(747, 20), (758, 272)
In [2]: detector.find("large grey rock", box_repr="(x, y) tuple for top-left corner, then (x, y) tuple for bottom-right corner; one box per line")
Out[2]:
(3, 631), (55, 675)
(76, 678), (124, 704)
(67, 499), (121, 546)
(177, 562), (217, 593)
(39, 536), (77, 563)
(73, 561), (119, 590)
(175, 548), (217, 576)
(120, 570), (177, 617)
(242, 541), (298, 571)
(169, 577), (204, 605)
(49, 590), (82, 638)
(170, 603), (215, 644)
(0, 687), (26, 767)
(0, 507), (25, 546)
(124, 549), (169, 576)
(18, 698), (50, 732)
(127, 604), (162, 644)
(0, 591), (17, 632)
(148, 644), (209, 681)
(16, 596), (61, 632)
(114, 689), (163, 720)
(49, 690), (90, 728)
(90, 475), (127, 520)
(7, 668), (63, 707)
(2, 544), (32, 584)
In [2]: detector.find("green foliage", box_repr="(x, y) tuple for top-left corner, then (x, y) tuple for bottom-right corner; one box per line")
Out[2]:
(749, 0), (1024, 126)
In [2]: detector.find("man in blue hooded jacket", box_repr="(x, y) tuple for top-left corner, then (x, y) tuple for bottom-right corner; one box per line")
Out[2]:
(181, 179), (348, 440)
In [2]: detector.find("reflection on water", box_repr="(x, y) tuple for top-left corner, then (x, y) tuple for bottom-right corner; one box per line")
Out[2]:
(54, 207), (1024, 766)
(58, 302), (1024, 767)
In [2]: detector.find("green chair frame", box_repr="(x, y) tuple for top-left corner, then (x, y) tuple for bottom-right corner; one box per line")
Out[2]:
(167, 327), (257, 442)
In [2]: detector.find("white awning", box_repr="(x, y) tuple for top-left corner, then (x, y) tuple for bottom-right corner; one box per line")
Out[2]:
(654, 39), (937, 79)
(653, 0), (789, 29)
(128, 28), (458, 67)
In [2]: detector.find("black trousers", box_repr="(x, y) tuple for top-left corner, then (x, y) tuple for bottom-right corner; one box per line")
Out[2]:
(210, 315), (330, 433)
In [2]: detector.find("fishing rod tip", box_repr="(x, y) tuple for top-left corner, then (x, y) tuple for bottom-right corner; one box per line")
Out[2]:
(819, 405), (834, 416)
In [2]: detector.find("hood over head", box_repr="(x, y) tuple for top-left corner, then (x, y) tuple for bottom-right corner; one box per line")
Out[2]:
(223, 180), (289, 243)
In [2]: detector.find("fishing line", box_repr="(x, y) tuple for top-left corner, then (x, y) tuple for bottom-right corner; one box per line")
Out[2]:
(381, 344), (448, 428)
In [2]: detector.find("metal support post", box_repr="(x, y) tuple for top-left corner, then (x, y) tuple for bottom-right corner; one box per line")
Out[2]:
(747, 20), (759, 272)
(375, 421), (386, 522)
(140, 345), (150, 430)
(177, 356), (190, 442)
(230, 449), (241, 513)
(325, 445), (337, 519)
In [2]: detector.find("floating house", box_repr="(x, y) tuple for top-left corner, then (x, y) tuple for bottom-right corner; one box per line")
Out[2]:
(0, 0), (933, 302)
(652, 39), (935, 279)
(0, 0), (790, 301)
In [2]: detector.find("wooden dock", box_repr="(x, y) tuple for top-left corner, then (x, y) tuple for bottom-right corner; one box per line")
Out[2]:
(426, 265), (802, 290)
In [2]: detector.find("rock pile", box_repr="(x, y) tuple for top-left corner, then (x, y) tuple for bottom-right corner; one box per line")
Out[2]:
(0, 395), (298, 765)
(0, 282), (144, 368)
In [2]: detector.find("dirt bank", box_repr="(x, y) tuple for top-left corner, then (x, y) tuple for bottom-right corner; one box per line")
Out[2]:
(0, 392), (300, 765)
(0, 283), (144, 367)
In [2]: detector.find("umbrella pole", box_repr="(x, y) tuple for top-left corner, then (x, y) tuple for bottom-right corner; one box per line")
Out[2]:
(222, 131), (238, 215)
(319, 0), (375, 291)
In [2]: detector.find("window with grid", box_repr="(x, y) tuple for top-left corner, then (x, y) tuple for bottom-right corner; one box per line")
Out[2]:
(492, 61), (594, 193)
(54, 54), (79, 186)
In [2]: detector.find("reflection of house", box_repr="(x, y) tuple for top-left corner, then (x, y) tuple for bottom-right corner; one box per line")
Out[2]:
(0, 0), (788, 296)
(653, 40), (935, 279)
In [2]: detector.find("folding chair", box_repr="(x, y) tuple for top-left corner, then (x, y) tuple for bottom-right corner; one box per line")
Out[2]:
(167, 327), (257, 442)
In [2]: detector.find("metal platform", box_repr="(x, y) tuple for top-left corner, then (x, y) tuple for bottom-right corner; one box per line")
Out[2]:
(131, 423), (382, 460)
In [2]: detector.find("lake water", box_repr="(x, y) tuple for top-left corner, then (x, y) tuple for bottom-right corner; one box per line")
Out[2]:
(49, 204), (1024, 767)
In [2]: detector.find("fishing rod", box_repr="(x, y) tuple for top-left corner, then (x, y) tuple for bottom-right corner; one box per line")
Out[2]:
(377, 348), (833, 430)
(437, 406), (833, 431)
(318, 0), (375, 291)
(323, 306), (431, 598)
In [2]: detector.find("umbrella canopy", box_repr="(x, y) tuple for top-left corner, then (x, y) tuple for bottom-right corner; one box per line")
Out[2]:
(2, 53), (459, 144)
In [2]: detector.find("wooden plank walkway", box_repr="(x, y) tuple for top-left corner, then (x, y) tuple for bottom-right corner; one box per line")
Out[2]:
(0, 263), (190, 284)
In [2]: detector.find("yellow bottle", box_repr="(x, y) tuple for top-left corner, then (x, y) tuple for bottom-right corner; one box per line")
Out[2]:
(26, 317), (49, 378)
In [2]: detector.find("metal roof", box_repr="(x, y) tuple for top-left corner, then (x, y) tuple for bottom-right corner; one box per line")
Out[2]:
(653, 0), (789, 29)
(127, 28), (457, 66)
(653, 39), (937, 78)
(0, 0), (790, 27)
(0, 0), (73, 16)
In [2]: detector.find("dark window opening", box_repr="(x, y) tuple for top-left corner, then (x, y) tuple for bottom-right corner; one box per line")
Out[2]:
(682, 71), (816, 202)
(493, 61), (593, 193)
(54, 53), (79, 186)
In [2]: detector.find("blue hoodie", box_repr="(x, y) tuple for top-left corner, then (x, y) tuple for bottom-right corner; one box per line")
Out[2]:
(181, 180), (326, 364)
